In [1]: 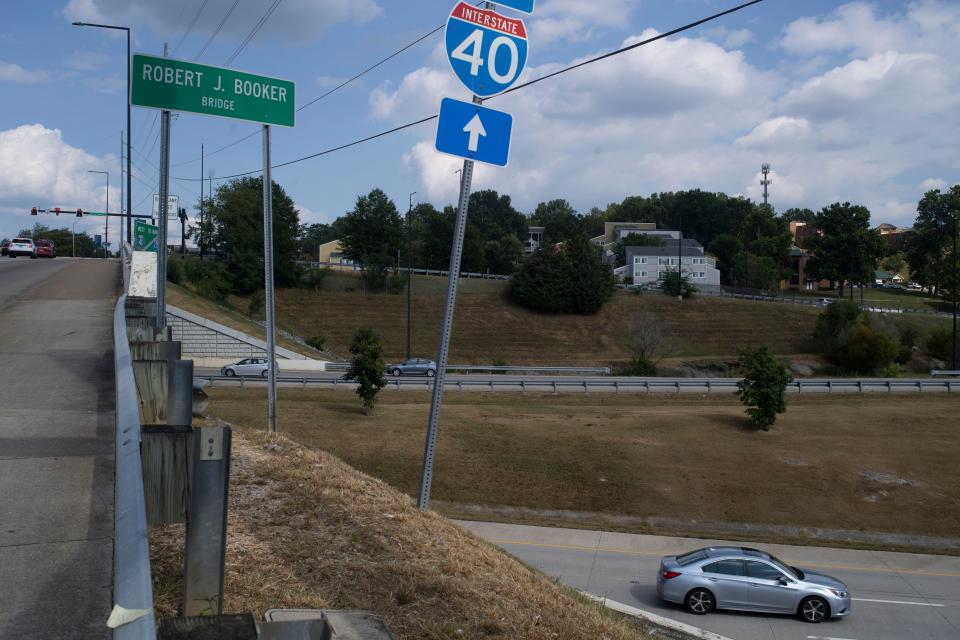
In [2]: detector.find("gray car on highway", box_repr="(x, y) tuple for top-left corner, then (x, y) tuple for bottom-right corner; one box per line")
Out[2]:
(386, 358), (437, 377)
(221, 357), (278, 378)
(656, 546), (851, 623)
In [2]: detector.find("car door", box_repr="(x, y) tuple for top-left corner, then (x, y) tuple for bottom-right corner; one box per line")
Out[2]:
(700, 560), (750, 609)
(744, 560), (799, 613)
(236, 359), (254, 375)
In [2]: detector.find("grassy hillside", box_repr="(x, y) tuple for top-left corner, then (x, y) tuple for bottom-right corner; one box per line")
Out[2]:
(170, 271), (950, 366)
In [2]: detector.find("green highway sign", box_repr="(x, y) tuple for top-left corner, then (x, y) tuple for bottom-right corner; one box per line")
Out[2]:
(134, 220), (160, 252)
(131, 53), (295, 127)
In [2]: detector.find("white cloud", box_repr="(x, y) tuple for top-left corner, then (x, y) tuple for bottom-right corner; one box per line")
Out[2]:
(295, 202), (333, 224)
(63, 0), (384, 46)
(0, 125), (121, 238)
(532, 0), (637, 44)
(735, 117), (811, 148)
(64, 50), (109, 71)
(920, 178), (947, 192)
(0, 61), (51, 84)
(705, 26), (755, 49)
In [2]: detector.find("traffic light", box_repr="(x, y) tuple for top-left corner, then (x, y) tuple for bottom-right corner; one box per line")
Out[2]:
(54, 207), (60, 216)
(76, 208), (83, 218)
(31, 207), (37, 216)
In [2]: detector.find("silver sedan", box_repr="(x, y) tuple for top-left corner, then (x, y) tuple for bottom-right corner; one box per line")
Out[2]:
(221, 357), (278, 378)
(656, 546), (851, 623)
(386, 358), (437, 377)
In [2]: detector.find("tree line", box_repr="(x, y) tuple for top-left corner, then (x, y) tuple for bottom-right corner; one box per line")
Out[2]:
(4, 223), (106, 258)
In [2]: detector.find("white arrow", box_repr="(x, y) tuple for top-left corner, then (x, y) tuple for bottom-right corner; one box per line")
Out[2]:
(463, 113), (487, 152)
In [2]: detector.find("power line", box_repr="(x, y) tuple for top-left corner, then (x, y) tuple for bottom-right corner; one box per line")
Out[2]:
(172, 12), (445, 168)
(172, 0), (211, 56)
(224, 0), (284, 67)
(195, 0), (241, 60)
(174, 0), (765, 183)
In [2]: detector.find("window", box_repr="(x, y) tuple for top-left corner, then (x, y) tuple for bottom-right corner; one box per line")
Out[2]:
(676, 549), (709, 567)
(703, 560), (744, 576)
(745, 561), (786, 581)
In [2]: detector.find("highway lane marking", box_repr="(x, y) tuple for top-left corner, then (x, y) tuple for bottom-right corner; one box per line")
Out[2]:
(806, 635), (859, 640)
(852, 597), (945, 607)
(487, 538), (960, 578)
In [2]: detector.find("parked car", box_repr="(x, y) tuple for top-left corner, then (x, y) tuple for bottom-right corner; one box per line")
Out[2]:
(0, 240), (9, 256)
(386, 358), (437, 377)
(656, 546), (851, 623)
(220, 357), (278, 378)
(816, 298), (834, 307)
(7, 238), (36, 258)
(35, 239), (56, 258)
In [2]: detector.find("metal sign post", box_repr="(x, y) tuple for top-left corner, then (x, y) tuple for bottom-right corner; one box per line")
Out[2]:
(156, 43), (171, 329)
(419, 1), (529, 511)
(262, 125), (278, 434)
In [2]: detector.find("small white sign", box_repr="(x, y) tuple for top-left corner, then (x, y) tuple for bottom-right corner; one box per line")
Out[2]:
(152, 194), (180, 219)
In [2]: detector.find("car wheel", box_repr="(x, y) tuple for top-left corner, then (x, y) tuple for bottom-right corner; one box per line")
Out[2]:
(225, 369), (236, 377)
(799, 596), (829, 623)
(426, 369), (436, 377)
(261, 369), (269, 379)
(685, 589), (714, 615)
(391, 369), (402, 377)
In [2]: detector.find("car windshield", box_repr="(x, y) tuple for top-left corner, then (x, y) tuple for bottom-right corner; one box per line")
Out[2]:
(765, 554), (799, 579)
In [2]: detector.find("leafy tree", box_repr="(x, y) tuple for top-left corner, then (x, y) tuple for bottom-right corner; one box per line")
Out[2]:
(806, 202), (886, 297)
(880, 252), (910, 281)
(780, 207), (817, 223)
(204, 177), (301, 294)
(484, 234), (524, 275)
(344, 327), (386, 415)
(298, 220), (345, 260)
(468, 189), (527, 245)
(613, 232), (664, 267)
(813, 301), (899, 374)
(729, 253), (780, 290)
(738, 205), (792, 268)
(510, 236), (615, 314)
(736, 346), (792, 431)
(707, 234), (743, 283)
(906, 186), (959, 298)
(813, 300), (863, 347)
(531, 199), (595, 243)
(339, 188), (403, 288)
(16, 223), (98, 257)
(926, 326), (956, 363)
(419, 205), (485, 272)
(621, 312), (671, 376)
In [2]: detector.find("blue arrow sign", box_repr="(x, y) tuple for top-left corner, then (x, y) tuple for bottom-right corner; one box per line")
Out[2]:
(495, 0), (535, 14)
(445, 1), (529, 98)
(435, 97), (513, 167)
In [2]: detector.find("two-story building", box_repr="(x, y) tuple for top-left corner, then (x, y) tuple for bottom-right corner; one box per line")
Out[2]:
(623, 238), (721, 287)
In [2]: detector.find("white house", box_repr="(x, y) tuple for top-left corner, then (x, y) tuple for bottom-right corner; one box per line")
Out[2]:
(625, 239), (721, 287)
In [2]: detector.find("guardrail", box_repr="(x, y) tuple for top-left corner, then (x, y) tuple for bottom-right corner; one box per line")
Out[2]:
(325, 362), (611, 375)
(113, 245), (156, 639)
(199, 375), (955, 394)
(300, 261), (511, 281)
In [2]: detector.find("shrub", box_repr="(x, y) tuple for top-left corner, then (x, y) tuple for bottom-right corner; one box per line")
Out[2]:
(193, 261), (233, 304)
(833, 322), (899, 375)
(510, 236), (615, 314)
(344, 327), (386, 415)
(298, 267), (332, 291)
(813, 300), (862, 345)
(306, 335), (326, 352)
(166, 257), (184, 284)
(736, 346), (791, 431)
(926, 326), (956, 362)
(896, 326), (919, 364)
(386, 270), (406, 295)
(247, 290), (265, 319)
(660, 269), (698, 299)
(618, 356), (657, 376)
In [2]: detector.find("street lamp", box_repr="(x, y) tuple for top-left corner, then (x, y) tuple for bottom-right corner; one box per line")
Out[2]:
(406, 191), (417, 360)
(73, 21), (131, 245)
(88, 170), (109, 258)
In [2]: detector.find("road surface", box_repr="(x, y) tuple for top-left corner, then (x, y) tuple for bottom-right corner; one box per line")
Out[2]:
(460, 521), (960, 640)
(0, 257), (118, 639)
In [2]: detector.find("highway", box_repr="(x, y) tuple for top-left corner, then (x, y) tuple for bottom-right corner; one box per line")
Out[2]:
(195, 368), (956, 394)
(0, 257), (118, 639)
(460, 521), (960, 640)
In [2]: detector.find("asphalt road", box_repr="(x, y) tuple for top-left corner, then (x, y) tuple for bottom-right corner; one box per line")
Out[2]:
(459, 521), (960, 640)
(0, 257), (118, 639)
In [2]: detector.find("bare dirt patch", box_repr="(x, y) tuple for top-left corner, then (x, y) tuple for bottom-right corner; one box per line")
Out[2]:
(149, 427), (672, 639)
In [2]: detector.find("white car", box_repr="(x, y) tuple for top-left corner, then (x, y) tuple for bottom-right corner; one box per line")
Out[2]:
(7, 238), (36, 258)
(221, 357), (279, 378)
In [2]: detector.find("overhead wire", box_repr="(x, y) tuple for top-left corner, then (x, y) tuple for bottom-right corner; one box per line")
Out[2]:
(172, 0), (211, 56)
(224, 0), (284, 67)
(195, 0), (242, 60)
(173, 0), (766, 183)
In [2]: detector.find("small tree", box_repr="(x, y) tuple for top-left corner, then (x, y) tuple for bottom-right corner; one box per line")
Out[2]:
(344, 327), (386, 415)
(660, 268), (697, 299)
(621, 312), (671, 375)
(736, 346), (791, 431)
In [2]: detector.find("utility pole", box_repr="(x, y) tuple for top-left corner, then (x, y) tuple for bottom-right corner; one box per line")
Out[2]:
(761, 163), (772, 207)
(406, 191), (416, 360)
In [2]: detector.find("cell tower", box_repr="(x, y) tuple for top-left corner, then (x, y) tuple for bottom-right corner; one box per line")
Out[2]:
(761, 163), (772, 206)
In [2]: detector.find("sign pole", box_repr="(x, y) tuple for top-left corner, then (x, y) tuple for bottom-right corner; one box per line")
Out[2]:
(418, 103), (479, 511)
(156, 43), (171, 328)
(262, 124), (278, 434)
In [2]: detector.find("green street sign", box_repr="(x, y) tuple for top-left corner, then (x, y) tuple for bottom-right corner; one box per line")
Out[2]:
(134, 220), (159, 252)
(131, 53), (295, 127)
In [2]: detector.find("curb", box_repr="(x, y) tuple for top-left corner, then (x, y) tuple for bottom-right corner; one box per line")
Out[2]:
(580, 592), (735, 640)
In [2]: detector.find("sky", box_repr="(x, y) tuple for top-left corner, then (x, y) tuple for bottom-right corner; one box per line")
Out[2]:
(1, 0), (958, 243)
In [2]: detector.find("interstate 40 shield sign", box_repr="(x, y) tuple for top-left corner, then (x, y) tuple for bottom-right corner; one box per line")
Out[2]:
(445, 1), (528, 97)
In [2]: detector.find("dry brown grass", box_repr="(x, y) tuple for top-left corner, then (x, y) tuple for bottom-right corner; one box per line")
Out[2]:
(208, 389), (960, 545)
(149, 427), (667, 639)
